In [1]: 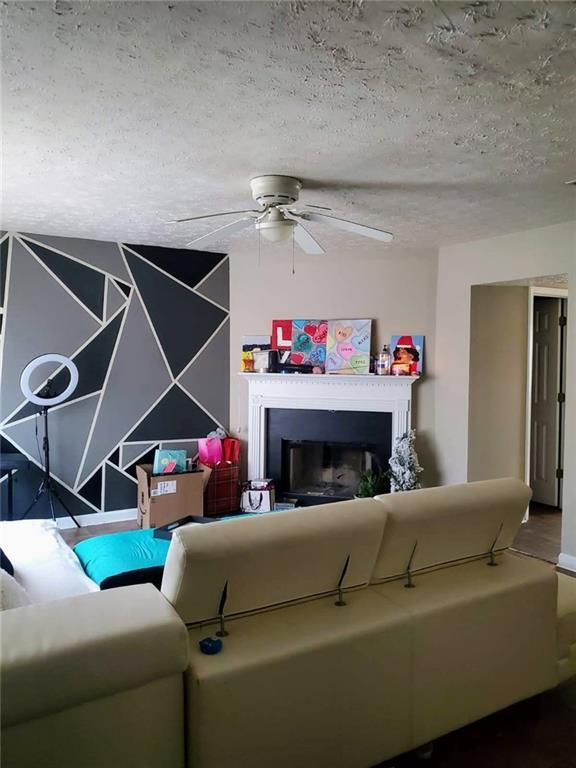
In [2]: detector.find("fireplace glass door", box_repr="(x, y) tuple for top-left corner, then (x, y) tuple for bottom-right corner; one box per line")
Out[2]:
(266, 408), (392, 506)
(283, 440), (379, 501)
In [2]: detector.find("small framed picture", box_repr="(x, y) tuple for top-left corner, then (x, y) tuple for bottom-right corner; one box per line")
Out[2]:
(390, 335), (424, 375)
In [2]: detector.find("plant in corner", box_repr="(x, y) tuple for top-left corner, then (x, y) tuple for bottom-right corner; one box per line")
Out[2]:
(387, 429), (423, 492)
(355, 468), (389, 498)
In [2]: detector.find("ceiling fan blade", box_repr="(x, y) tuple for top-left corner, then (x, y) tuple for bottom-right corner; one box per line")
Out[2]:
(300, 212), (394, 242)
(186, 217), (254, 247)
(303, 203), (332, 211)
(170, 209), (258, 224)
(292, 223), (325, 255)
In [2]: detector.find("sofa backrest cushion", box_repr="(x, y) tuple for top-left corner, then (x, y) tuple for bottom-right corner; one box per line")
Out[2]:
(161, 498), (386, 625)
(371, 478), (531, 582)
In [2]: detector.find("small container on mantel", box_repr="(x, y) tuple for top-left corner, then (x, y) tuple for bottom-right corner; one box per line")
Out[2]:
(375, 345), (392, 376)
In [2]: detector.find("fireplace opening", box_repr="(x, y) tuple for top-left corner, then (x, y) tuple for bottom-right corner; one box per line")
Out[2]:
(266, 408), (392, 506)
(283, 440), (381, 501)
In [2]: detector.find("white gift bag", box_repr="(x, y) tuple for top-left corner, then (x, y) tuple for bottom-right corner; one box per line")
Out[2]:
(240, 488), (275, 513)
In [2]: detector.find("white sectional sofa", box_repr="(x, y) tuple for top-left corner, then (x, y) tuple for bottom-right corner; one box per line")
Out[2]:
(1, 478), (575, 768)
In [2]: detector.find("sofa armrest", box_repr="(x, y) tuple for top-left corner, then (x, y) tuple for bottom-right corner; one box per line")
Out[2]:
(1, 583), (189, 727)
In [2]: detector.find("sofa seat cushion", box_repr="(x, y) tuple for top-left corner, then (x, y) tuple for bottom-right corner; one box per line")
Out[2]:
(186, 589), (412, 768)
(372, 552), (558, 747)
(1, 584), (188, 726)
(557, 572), (576, 660)
(74, 529), (170, 589)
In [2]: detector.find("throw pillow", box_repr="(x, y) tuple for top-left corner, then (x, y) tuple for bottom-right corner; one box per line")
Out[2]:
(0, 569), (31, 611)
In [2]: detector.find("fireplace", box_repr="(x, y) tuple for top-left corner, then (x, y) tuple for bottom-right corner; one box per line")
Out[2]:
(266, 408), (392, 505)
(241, 372), (417, 503)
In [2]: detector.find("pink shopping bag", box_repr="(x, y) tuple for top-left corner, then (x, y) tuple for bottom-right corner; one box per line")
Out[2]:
(197, 437), (223, 467)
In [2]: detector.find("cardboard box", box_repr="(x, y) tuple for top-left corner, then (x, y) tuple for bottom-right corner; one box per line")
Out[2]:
(136, 464), (204, 529)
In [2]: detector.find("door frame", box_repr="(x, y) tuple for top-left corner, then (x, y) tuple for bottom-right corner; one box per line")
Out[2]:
(524, 286), (568, 515)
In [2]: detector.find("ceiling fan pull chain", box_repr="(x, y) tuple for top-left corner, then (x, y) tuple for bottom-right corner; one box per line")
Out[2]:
(291, 229), (296, 275)
(258, 227), (261, 269)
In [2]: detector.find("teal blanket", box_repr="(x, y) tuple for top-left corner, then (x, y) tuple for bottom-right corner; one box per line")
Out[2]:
(74, 529), (170, 590)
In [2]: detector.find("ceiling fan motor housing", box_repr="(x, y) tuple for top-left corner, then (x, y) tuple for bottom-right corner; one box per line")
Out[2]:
(250, 175), (302, 207)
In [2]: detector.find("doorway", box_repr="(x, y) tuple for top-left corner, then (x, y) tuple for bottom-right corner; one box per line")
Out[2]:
(467, 276), (569, 564)
(525, 289), (568, 512)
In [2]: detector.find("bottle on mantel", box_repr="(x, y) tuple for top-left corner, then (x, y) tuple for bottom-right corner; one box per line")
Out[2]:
(375, 345), (392, 376)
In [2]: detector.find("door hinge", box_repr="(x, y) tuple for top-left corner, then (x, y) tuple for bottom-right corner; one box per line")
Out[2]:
(558, 392), (566, 403)
(556, 468), (564, 480)
(559, 315), (567, 327)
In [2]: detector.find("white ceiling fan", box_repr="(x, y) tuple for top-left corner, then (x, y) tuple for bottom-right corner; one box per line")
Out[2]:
(170, 175), (394, 254)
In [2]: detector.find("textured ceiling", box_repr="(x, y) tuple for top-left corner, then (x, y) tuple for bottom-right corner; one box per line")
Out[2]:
(492, 273), (569, 288)
(2, 1), (576, 252)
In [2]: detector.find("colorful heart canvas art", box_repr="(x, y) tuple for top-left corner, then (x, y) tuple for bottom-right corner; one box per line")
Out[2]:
(290, 320), (328, 368)
(326, 319), (371, 374)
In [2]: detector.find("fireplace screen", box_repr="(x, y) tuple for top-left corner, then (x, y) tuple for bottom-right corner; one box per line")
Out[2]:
(282, 440), (380, 501)
(266, 408), (392, 506)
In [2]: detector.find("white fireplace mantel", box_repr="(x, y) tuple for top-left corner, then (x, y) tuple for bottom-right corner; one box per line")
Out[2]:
(239, 372), (419, 479)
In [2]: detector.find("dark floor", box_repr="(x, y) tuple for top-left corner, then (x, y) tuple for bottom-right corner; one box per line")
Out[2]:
(512, 503), (562, 564)
(60, 519), (136, 547)
(377, 680), (576, 768)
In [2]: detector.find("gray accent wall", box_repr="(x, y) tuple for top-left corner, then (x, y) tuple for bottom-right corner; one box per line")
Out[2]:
(0, 232), (229, 520)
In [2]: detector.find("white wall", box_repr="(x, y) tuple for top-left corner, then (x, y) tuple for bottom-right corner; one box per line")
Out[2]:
(468, 285), (529, 482)
(228, 241), (439, 486)
(435, 220), (576, 568)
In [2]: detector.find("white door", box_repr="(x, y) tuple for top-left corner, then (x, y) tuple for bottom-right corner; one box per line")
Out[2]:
(530, 297), (562, 506)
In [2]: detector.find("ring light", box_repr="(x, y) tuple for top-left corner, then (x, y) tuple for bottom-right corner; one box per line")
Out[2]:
(20, 354), (79, 407)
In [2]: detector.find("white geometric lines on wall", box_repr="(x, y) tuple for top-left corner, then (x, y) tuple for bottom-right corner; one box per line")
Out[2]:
(179, 321), (230, 428)
(75, 291), (172, 488)
(175, 381), (226, 433)
(4, 305), (125, 426)
(177, 314), (230, 385)
(0, 239), (99, 423)
(1, 234), (230, 519)
(195, 259), (230, 311)
(126, 383), (218, 443)
(121, 443), (156, 470)
(105, 277), (126, 321)
(21, 234), (132, 284)
(23, 238), (107, 323)
(0, 425), (102, 516)
(120, 246), (174, 382)
(3, 393), (100, 489)
(122, 246), (227, 378)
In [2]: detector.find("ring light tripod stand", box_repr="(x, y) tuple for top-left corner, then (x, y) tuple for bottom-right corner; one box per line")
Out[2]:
(19, 353), (81, 527)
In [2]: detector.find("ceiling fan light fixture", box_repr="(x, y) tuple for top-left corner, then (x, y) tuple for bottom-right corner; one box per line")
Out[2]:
(256, 218), (295, 242)
(175, 174), (394, 252)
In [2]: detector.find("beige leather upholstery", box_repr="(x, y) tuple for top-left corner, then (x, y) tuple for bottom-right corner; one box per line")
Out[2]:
(1, 583), (188, 726)
(557, 572), (576, 683)
(3, 479), (572, 768)
(186, 589), (412, 768)
(373, 552), (558, 746)
(162, 498), (386, 624)
(372, 478), (531, 582)
(2, 676), (185, 768)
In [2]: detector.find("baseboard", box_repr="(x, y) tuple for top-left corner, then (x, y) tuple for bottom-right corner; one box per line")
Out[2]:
(558, 552), (576, 574)
(57, 508), (138, 530)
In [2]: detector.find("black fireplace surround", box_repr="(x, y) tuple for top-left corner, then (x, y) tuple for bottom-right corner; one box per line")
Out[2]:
(266, 408), (392, 507)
